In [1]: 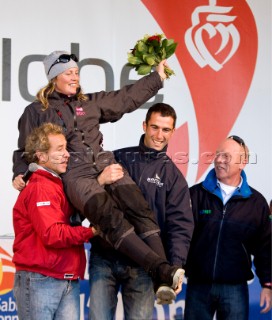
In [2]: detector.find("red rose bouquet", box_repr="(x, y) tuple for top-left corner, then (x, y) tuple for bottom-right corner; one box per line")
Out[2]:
(127, 33), (178, 78)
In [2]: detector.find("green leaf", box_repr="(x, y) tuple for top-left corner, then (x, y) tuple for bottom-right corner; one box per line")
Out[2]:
(161, 39), (167, 48)
(137, 64), (152, 75)
(143, 54), (156, 66)
(134, 50), (144, 58)
(164, 38), (175, 46)
(160, 48), (167, 60)
(137, 41), (148, 53)
(165, 43), (178, 58)
(127, 56), (143, 65)
(148, 46), (155, 54)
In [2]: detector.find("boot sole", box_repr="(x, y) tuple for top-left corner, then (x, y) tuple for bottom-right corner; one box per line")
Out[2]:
(156, 285), (176, 304)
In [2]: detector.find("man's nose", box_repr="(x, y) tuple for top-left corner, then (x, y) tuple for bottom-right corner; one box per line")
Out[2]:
(156, 129), (163, 139)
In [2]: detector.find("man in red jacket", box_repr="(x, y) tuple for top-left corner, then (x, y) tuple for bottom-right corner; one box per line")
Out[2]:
(12, 122), (96, 320)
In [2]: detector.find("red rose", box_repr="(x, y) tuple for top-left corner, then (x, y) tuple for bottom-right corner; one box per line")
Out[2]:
(147, 35), (161, 43)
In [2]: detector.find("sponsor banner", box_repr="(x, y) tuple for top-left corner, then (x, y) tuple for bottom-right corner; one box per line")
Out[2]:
(0, 239), (271, 320)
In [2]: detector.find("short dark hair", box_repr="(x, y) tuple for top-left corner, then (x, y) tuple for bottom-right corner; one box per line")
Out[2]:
(145, 103), (177, 128)
(25, 123), (64, 163)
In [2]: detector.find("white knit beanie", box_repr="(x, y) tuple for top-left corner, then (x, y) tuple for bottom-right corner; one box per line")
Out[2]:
(43, 51), (78, 81)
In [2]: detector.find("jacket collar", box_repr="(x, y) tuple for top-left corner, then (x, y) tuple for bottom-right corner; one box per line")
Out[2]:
(49, 90), (78, 102)
(202, 168), (252, 200)
(138, 134), (168, 161)
(36, 165), (61, 179)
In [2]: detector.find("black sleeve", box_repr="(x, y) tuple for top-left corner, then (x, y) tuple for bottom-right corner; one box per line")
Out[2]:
(12, 105), (39, 179)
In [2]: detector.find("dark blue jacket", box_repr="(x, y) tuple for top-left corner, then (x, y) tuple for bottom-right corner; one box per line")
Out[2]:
(114, 135), (194, 267)
(186, 168), (271, 286)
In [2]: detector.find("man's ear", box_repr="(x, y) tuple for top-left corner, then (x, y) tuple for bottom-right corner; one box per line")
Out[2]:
(242, 157), (248, 165)
(36, 151), (47, 164)
(143, 121), (147, 132)
(239, 154), (247, 170)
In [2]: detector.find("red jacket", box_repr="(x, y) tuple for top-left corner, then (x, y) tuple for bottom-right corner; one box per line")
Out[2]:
(12, 169), (94, 280)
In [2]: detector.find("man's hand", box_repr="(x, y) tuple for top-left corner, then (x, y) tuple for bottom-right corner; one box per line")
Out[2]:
(12, 174), (26, 191)
(91, 226), (100, 236)
(260, 287), (272, 313)
(97, 164), (124, 187)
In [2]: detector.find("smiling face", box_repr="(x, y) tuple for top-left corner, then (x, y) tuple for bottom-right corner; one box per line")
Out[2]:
(55, 67), (79, 96)
(143, 112), (175, 151)
(37, 134), (70, 175)
(214, 138), (247, 186)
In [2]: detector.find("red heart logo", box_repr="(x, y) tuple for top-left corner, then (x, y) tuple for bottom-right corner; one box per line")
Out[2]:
(142, 0), (257, 181)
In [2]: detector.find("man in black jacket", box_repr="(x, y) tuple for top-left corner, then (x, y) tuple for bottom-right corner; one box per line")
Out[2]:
(184, 135), (272, 319)
(88, 103), (194, 319)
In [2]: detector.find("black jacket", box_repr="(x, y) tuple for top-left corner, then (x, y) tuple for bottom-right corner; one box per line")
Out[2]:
(91, 135), (194, 267)
(186, 168), (271, 287)
(113, 135), (194, 267)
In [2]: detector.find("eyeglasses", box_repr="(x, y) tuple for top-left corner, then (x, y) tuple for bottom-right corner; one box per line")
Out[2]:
(47, 54), (78, 75)
(228, 135), (248, 160)
(228, 135), (245, 147)
(214, 152), (232, 163)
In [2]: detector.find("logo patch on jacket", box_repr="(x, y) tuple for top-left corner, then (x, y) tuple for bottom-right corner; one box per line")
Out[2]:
(76, 107), (86, 116)
(147, 174), (164, 188)
(199, 209), (212, 215)
(36, 201), (51, 207)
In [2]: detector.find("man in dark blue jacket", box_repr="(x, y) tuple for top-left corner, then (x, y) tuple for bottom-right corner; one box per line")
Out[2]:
(184, 135), (272, 319)
(88, 103), (194, 319)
